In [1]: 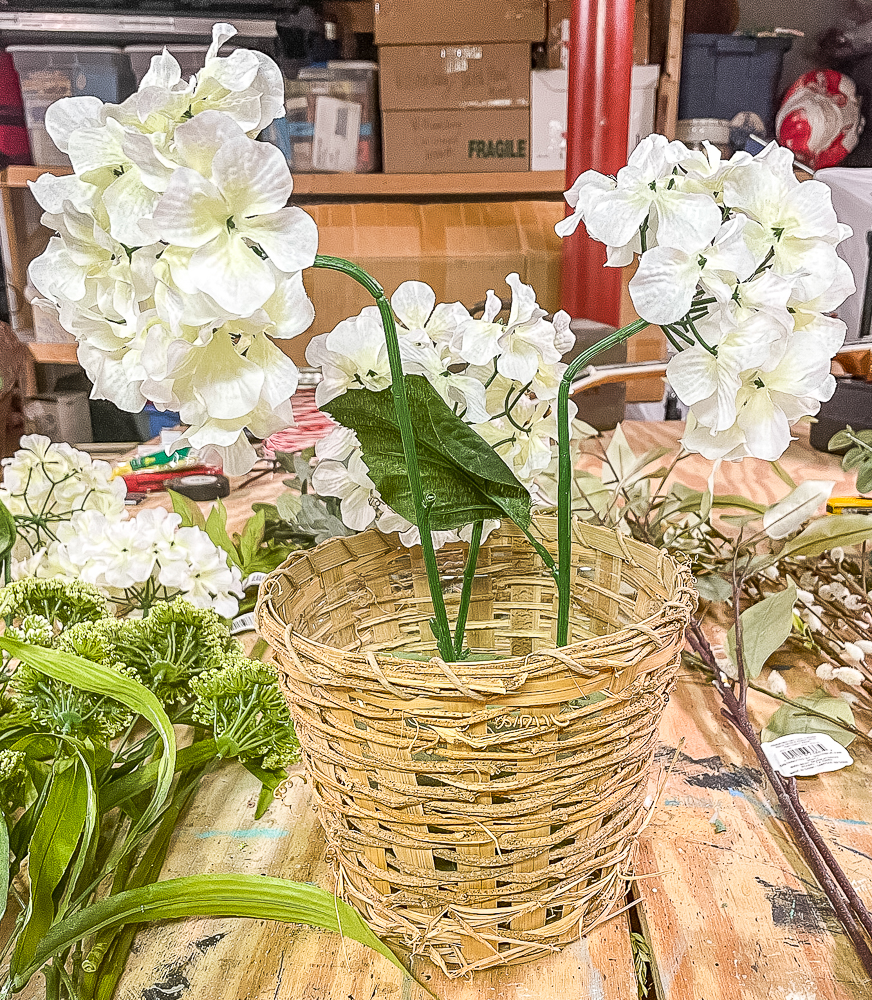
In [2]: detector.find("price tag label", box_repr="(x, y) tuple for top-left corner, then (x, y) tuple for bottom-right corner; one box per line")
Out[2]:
(761, 733), (853, 777)
(242, 572), (268, 590)
(230, 612), (257, 636)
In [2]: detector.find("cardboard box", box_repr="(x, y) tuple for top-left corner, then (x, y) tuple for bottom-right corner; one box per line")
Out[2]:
(382, 108), (529, 173)
(374, 0), (546, 45)
(284, 200), (563, 366)
(379, 43), (530, 112)
(530, 64), (659, 169)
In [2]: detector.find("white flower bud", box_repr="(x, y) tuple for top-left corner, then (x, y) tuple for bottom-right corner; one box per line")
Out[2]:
(817, 584), (834, 601)
(833, 666), (864, 687)
(842, 642), (865, 664)
(855, 639), (872, 656)
(762, 565), (780, 581)
(839, 691), (859, 706)
(844, 595), (866, 612)
(816, 662), (837, 681)
(799, 571), (818, 588)
(831, 548), (845, 563)
(830, 582), (850, 601)
(802, 611), (823, 632)
(765, 670), (788, 696)
(796, 588), (815, 606)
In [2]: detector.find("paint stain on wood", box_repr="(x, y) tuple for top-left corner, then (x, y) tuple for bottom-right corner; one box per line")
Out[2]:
(657, 746), (764, 792)
(140, 932), (228, 998)
(754, 877), (841, 936)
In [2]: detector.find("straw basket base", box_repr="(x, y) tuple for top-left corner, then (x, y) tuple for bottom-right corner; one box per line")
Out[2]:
(256, 518), (696, 976)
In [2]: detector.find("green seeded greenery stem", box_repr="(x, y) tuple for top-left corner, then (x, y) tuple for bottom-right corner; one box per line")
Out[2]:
(556, 318), (649, 646)
(312, 254), (455, 660)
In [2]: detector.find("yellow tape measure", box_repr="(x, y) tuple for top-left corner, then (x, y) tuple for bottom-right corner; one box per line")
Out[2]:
(827, 497), (872, 515)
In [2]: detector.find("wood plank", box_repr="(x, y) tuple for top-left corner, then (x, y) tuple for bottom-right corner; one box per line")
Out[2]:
(110, 771), (639, 999)
(2, 164), (565, 199)
(638, 674), (872, 999)
(653, 0), (686, 139)
(27, 342), (78, 365)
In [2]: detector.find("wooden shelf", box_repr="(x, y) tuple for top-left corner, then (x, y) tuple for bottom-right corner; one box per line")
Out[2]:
(2, 164), (565, 198)
(27, 342), (78, 364)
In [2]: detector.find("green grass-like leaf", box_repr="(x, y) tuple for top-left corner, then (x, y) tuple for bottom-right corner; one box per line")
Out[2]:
(10, 874), (415, 993)
(324, 375), (531, 531)
(778, 515), (872, 559)
(0, 637), (176, 851)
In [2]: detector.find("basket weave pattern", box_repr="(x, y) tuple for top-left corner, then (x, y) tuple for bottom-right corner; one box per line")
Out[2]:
(256, 518), (696, 975)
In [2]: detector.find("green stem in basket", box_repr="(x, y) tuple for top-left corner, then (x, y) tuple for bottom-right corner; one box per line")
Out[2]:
(453, 520), (483, 658)
(555, 318), (649, 646)
(311, 254), (455, 661)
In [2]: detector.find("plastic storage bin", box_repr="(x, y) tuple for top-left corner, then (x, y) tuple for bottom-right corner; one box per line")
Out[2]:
(125, 45), (209, 85)
(0, 51), (31, 166)
(269, 61), (379, 173)
(678, 33), (793, 133)
(8, 45), (134, 166)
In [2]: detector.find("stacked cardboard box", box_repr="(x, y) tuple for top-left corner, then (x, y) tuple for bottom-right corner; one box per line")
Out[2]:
(375, 0), (546, 173)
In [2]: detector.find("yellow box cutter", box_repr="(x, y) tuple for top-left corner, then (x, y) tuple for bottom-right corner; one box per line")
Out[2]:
(827, 497), (872, 515)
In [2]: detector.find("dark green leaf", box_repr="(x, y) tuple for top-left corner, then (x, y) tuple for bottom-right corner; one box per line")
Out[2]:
(0, 638), (176, 854)
(857, 464), (872, 495)
(11, 874), (416, 994)
(779, 515), (872, 559)
(11, 760), (88, 974)
(324, 375), (531, 531)
(762, 688), (856, 748)
(727, 583), (797, 680)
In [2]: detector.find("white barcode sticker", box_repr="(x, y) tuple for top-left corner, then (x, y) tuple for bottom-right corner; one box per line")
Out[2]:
(242, 572), (268, 590)
(761, 733), (853, 777)
(230, 612), (257, 636)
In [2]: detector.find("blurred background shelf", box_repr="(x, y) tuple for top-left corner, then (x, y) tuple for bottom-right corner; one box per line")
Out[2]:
(1, 165), (566, 198)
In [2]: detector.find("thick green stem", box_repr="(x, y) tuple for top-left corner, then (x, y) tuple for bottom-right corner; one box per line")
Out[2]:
(556, 318), (649, 646)
(312, 255), (455, 660)
(453, 521), (483, 657)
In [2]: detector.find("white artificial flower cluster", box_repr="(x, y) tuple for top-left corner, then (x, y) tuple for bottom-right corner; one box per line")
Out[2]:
(559, 136), (853, 462)
(0, 434), (127, 555)
(304, 275), (576, 541)
(27, 24), (317, 475)
(3, 436), (243, 617)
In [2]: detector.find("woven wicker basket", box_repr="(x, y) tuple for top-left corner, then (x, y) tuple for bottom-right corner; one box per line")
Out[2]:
(256, 517), (696, 976)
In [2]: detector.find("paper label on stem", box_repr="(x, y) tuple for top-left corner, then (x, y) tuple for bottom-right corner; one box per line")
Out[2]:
(761, 733), (853, 777)
(242, 572), (268, 590)
(230, 612), (257, 636)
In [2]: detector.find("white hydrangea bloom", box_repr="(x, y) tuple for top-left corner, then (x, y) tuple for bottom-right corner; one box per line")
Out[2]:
(557, 135), (854, 463)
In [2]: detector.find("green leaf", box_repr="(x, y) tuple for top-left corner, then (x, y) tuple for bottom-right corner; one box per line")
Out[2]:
(694, 574), (732, 603)
(324, 375), (531, 531)
(727, 582), (797, 680)
(168, 489), (206, 529)
(0, 811), (9, 923)
(0, 638), (176, 853)
(762, 688), (856, 748)
(0, 498), (16, 562)
(779, 514), (872, 559)
(238, 509), (266, 569)
(857, 464), (872, 495)
(762, 480), (836, 540)
(11, 759), (89, 975)
(240, 761), (286, 821)
(205, 500), (241, 569)
(11, 874), (416, 993)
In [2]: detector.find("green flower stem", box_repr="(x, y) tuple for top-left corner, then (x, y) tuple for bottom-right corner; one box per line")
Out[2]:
(556, 318), (649, 646)
(312, 254), (455, 660)
(453, 520), (483, 658)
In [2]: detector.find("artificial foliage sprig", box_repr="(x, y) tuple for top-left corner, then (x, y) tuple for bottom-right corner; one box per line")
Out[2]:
(192, 659), (300, 769)
(0, 581), (383, 1000)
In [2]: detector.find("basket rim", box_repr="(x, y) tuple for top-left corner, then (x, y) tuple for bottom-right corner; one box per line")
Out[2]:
(255, 517), (697, 673)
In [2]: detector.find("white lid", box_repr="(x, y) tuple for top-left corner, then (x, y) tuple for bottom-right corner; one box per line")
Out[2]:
(676, 118), (731, 143)
(7, 44), (124, 53)
(124, 44), (208, 53)
(327, 60), (378, 71)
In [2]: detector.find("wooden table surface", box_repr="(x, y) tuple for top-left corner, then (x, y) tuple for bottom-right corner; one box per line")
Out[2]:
(90, 423), (872, 998)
